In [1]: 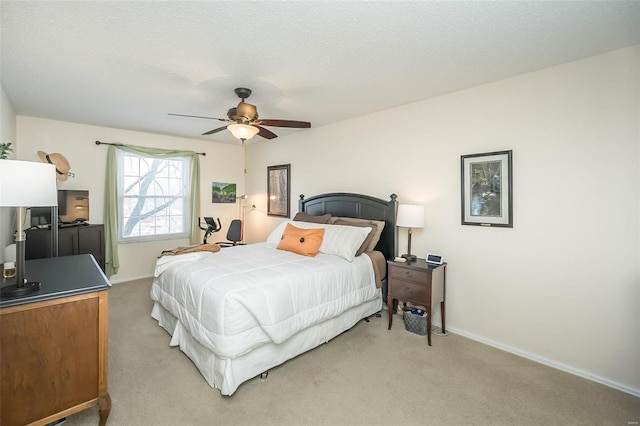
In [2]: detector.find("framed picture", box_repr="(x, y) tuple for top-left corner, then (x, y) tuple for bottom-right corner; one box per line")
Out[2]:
(267, 164), (291, 217)
(461, 150), (513, 227)
(212, 182), (237, 203)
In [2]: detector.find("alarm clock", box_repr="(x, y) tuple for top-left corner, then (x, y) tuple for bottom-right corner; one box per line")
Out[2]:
(426, 253), (444, 265)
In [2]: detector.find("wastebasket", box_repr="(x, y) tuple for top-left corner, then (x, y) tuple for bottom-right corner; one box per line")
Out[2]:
(403, 308), (427, 335)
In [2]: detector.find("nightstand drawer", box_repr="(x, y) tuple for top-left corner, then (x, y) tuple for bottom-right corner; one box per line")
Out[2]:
(390, 266), (430, 283)
(390, 279), (430, 301)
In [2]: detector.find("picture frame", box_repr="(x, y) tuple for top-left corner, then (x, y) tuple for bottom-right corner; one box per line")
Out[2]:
(461, 150), (513, 227)
(211, 182), (237, 203)
(267, 164), (291, 218)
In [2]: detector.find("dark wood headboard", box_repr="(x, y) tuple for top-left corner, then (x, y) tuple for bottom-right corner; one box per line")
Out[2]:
(299, 193), (398, 261)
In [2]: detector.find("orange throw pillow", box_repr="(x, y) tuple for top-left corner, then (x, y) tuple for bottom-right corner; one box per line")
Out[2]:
(277, 223), (325, 257)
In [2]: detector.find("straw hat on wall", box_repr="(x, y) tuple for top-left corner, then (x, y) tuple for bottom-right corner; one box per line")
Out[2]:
(37, 151), (72, 181)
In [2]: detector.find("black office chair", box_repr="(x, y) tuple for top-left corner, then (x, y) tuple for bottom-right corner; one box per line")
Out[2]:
(217, 219), (245, 247)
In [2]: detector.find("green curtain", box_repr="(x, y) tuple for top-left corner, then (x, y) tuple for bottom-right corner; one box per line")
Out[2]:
(103, 144), (201, 277)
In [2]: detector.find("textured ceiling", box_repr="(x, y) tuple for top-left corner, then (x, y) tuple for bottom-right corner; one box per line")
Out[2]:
(1, 1), (639, 144)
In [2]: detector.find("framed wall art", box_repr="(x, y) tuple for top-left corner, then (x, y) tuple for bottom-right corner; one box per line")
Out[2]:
(267, 164), (290, 217)
(461, 150), (513, 227)
(212, 182), (237, 203)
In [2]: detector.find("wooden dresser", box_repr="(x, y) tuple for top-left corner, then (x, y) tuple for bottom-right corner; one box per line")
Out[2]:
(1, 255), (112, 426)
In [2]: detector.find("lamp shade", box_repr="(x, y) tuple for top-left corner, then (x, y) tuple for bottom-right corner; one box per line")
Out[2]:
(0, 160), (58, 207)
(228, 124), (259, 140)
(396, 204), (424, 228)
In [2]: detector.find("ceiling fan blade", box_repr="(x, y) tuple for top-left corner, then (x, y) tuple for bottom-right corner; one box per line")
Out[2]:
(257, 119), (311, 128)
(255, 125), (277, 140)
(169, 113), (227, 122)
(202, 125), (228, 136)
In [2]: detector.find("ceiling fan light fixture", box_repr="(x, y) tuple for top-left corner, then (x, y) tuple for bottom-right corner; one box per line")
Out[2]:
(228, 123), (259, 140)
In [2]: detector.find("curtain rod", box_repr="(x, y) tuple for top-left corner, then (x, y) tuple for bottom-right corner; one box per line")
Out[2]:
(95, 140), (206, 156)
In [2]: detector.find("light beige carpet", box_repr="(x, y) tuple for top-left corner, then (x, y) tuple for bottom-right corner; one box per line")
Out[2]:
(63, 278), (638, 426)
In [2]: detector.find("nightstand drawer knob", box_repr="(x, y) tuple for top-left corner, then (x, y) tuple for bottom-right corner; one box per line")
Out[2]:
(404, 287), (414, 295)
(404, 271), (413, 278)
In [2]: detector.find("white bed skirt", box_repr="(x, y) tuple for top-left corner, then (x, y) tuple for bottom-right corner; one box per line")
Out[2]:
(151, 290), (382, 396)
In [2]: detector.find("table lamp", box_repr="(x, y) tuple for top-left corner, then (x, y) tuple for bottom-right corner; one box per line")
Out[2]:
(0, 160), (57, 297)
(396, 204), (424, 262)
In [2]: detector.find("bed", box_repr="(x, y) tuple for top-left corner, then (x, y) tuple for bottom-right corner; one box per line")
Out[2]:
(150, 192), (398, 395)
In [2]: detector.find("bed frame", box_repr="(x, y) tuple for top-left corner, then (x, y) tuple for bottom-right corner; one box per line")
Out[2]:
(299, 192), (399, 261)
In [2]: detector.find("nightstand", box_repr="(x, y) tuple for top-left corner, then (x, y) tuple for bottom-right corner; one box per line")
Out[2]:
(387, 259), (447, 346)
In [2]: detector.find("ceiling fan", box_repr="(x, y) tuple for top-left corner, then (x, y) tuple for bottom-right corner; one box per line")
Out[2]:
(169, 87), (311, 141)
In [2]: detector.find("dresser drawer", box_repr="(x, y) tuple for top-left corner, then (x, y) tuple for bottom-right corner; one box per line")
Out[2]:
(390, 265), (430, 283)
(389, 279), (430, 302)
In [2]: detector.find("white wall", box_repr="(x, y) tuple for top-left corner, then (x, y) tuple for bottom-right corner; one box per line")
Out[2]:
(0, 84), (17, 263)
(245, 46), (640, 395)
(15, 117), (245, 282)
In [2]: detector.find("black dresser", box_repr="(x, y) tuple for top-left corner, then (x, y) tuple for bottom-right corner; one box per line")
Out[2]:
(25, 224), (105, 271)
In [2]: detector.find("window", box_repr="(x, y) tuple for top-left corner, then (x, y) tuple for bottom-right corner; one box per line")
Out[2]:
(117, 150), (191, 242)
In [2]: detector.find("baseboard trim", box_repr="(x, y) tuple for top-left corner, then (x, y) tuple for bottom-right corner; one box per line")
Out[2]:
(440, 324), (640, 398)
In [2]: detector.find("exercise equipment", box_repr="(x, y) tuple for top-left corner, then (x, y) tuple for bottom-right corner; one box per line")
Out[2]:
(199, 217), (221, 244)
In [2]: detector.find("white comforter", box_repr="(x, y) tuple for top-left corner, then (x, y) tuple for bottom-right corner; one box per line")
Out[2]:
(150, 242), (378, 359)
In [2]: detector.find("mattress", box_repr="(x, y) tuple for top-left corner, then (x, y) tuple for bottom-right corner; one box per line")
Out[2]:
(151, 242), (379, 359)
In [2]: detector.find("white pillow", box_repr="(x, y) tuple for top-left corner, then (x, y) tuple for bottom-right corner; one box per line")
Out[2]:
(266, 221), (371, 262)
(266, 220), (297, 244)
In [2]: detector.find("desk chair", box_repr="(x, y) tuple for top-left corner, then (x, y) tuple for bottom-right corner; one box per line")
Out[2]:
(217, 219), (245, 247)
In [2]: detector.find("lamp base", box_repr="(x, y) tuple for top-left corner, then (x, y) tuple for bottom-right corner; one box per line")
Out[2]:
(1, 281), (41, 297)
(401, 254), (417, 262)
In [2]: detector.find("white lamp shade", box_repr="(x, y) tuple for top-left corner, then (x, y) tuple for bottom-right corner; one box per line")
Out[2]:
(397, 204), (425, 228)
(0, 160), (58, 207)
(228, 124), (259, 140)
